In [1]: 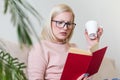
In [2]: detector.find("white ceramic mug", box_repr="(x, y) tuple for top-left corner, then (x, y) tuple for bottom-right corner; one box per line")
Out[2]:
(85, 20), (98, 40)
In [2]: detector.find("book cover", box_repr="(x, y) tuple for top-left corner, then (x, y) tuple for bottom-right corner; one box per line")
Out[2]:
(60, 46), (107, 80)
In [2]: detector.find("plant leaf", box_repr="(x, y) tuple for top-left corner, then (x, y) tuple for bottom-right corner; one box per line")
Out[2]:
(3, 0), (42, 47)
(0, 50), (27, 80)
(4, 0), (9, 13)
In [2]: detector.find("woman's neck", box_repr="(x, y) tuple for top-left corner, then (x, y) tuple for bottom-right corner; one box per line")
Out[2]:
(49, 38), (67, 44)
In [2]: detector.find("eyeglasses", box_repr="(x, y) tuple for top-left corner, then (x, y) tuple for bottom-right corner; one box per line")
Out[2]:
(51, 20), (76, 29)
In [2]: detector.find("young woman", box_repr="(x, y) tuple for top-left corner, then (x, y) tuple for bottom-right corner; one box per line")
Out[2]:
(27, 4), (103, 80)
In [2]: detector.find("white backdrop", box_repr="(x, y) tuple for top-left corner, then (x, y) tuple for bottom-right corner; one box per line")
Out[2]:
(0, 0), (120, 72)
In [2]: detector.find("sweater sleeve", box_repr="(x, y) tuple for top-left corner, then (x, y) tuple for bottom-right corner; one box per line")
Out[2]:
(27, 43), (47, 80)
(89, 42), (99, 52)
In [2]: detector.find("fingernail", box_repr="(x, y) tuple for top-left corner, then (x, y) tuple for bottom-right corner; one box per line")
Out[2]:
(84, 73), (89, 77)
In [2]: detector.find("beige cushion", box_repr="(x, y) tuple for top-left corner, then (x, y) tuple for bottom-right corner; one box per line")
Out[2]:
(92, 57), (120, 80)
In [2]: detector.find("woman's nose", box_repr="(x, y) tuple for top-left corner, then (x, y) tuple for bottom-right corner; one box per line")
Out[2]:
(63, 24), (68, 30)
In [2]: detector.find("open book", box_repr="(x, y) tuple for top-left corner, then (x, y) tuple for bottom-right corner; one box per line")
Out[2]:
(60, 46), (107, 80)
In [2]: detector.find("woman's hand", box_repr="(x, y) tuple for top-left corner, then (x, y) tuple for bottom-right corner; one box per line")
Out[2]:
(85, 27), (103, 49)
(77, 73), (91, 80)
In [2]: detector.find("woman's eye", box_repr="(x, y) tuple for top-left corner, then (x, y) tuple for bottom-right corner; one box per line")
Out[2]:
(67, 23), (71, 25)
(58, 21), (64, 24)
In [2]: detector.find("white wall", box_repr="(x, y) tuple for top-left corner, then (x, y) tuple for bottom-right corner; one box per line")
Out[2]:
(0, 0), (120, 71)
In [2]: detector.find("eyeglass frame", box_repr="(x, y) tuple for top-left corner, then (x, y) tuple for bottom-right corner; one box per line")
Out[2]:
(51, 20), (76, 29)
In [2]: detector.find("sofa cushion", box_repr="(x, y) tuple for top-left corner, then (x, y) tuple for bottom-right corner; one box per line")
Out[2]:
(91, 57), (120, 80)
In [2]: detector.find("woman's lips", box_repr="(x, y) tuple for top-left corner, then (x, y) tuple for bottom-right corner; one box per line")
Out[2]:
(60, 32), (67, 36)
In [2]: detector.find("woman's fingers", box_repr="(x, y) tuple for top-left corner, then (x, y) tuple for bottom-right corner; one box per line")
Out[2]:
(97, 27), (103, 39)
(77, 73), (89, 80)
(76, 74), (85, 80)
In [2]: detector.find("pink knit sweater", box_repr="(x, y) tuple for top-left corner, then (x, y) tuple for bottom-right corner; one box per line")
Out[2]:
(27, 40), (76, 80)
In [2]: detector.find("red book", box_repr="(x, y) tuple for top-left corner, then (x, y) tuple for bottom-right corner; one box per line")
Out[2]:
(60, 46), (107, 80)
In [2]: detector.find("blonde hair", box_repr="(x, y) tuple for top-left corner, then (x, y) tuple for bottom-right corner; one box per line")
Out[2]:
(41, 4), (75, 43)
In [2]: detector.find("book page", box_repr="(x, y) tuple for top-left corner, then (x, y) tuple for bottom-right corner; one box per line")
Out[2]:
(68, 47), (92, 55)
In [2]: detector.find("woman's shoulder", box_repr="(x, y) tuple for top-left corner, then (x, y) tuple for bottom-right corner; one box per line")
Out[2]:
(32, 40), (54, 49)
(28, 40), (49, 56)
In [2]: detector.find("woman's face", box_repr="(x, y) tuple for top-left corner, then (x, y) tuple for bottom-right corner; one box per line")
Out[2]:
(51, 12), (75, 42)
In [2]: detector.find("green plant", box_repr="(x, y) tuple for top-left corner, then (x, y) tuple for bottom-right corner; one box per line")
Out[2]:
(1, 0), (42, 79)
(0, 50), (27, 80)
(4, 0), (42, 47)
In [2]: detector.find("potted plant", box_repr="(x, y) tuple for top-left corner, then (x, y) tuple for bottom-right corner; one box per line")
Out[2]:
(0, 50), (27, 80)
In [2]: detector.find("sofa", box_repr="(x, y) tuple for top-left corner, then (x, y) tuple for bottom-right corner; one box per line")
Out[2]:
(0, 38), (120, 80)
